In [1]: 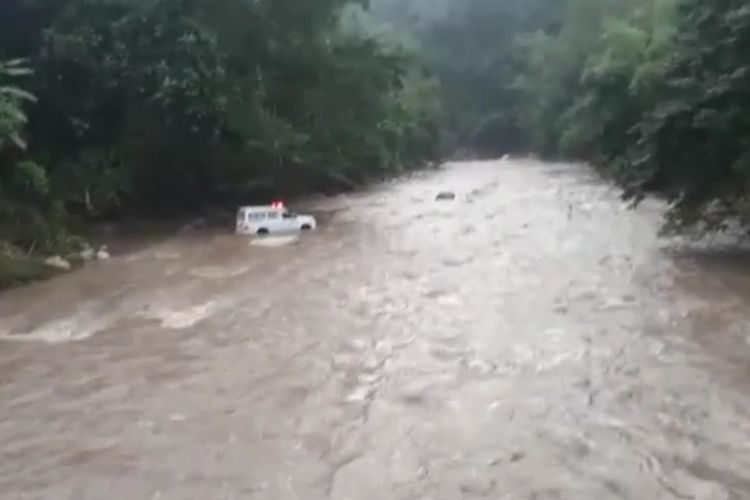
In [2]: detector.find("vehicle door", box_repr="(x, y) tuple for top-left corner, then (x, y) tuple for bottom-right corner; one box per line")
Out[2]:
(281, 211), (300, 231)
(246, 211), (264, 232)
(266, 211), (283, 232)
(236, 210), (247, 233)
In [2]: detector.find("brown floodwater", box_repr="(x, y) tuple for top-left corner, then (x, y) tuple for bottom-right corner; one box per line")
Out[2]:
(2, 159), (750, 499)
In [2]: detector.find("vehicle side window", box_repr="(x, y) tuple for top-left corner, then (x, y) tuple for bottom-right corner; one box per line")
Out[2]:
(267, 212), (280, 220)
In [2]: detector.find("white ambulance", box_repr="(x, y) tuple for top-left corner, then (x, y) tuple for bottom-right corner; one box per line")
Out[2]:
(236, 202), (317, 235)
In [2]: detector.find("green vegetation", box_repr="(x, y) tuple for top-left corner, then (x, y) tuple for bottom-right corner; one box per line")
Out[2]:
(0, 242), (53, 287)
(514, 0), (750, 232)
(370, 0), (565, 154)
(0, 0), (442, 285)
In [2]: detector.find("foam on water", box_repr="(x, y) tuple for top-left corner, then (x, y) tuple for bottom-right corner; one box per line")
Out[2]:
(140, 301), (219, 329)
(0, 317), (104, 343)
(250, 235), (299, 247)
(190, 266), (251, 279)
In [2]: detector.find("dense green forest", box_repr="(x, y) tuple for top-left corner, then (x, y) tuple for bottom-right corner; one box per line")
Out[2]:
(2, 0), (750, 284)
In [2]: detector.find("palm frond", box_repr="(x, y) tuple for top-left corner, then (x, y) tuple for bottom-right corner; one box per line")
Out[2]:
(9, 133), (28, 150)
(0, 86), (37, 102)
(2, 58), (31, 67)
(0, 67), (34, 77)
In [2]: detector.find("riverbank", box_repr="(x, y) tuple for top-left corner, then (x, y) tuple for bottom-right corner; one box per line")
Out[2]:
(0, 244), (56, 288)
(0, 240), (112, 291)
(0, 206), (240, 291)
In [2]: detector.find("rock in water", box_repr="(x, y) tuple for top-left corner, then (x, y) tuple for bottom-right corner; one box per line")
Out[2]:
(45, 256), (72, 271)
(96, 246), (111, 260)
(79, 246), (95, 262)
(436, 191), (456, 201)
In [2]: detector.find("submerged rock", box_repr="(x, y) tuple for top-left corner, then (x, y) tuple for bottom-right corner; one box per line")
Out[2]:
(436, 191), (456, 201)
(44, 256), (72, 271)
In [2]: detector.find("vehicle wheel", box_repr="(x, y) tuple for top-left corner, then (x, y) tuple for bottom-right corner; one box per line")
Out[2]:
(257, 228), (269, 235)
(301, 224), (312, 231)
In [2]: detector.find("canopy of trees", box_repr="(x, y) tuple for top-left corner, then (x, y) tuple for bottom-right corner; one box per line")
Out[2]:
(514, 0), (750, 231)
(371, 0), (564, 155)
(0, 0), (442, 254)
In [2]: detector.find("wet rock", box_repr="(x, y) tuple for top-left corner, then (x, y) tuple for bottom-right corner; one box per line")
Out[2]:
(96, 246), (110, 260)
(79, 246), (95, 262)
(436, 191), (456, 201)
(44, 255), (71, 271)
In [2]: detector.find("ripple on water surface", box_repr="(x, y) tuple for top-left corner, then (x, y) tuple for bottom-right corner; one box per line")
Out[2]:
(250, 235), (300, 247)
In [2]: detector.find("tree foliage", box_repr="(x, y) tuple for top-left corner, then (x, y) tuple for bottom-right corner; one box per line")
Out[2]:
(633, 1), (750, 231)
(370, 0), (564, 155)
(513, 0), (750, 231)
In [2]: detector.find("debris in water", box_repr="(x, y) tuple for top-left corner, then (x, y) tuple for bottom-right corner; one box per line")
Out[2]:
(436, 191), (456, 201)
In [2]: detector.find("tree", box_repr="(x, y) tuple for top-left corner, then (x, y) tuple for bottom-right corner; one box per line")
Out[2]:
(370, 0), (565, 155)
(0, 57), (59, 249)
(631, 1), (750, 231)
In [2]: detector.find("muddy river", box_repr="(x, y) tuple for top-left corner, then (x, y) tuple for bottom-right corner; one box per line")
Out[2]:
(2, 159), (750, 499)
